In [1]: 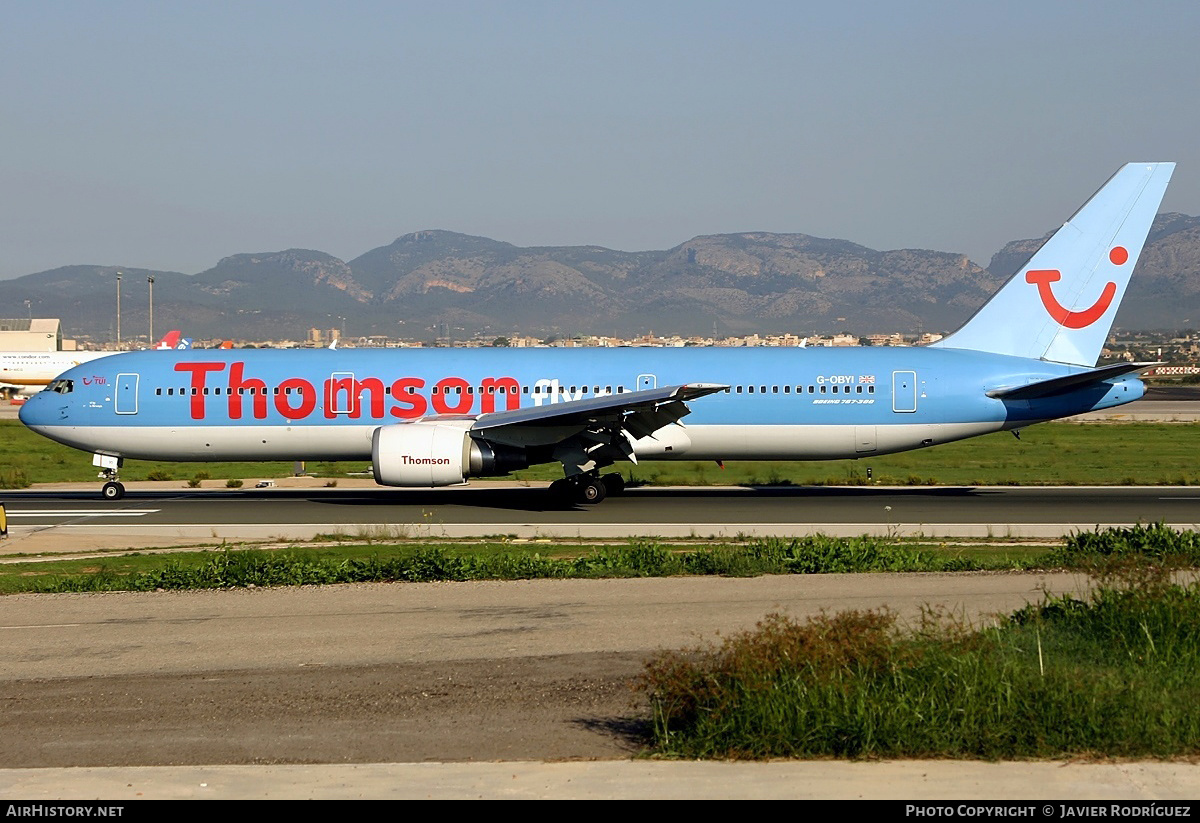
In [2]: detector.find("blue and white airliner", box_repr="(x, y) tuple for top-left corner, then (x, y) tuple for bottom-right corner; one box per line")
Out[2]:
(19, 162), (1176, 504)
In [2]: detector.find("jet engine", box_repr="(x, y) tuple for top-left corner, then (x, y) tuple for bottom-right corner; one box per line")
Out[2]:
(371, 422), (527, 487)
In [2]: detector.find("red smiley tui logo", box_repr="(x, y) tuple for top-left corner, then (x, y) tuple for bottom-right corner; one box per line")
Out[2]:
(1025, 246), (1128, 329)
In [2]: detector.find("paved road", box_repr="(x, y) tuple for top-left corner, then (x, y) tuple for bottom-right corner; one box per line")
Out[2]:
(3, 484), (1200, 555)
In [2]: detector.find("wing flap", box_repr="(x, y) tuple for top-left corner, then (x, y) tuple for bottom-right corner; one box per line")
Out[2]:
(470, 383), (727, 431)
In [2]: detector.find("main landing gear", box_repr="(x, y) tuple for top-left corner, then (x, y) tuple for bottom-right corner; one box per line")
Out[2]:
(548, 472), (626, 506)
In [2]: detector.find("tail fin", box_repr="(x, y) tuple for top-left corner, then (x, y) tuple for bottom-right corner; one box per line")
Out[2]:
(932, 162), (1174, 366)
(155, 330), (181, 350)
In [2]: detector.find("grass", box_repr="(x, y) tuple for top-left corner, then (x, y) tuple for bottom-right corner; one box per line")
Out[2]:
(0, 525), (1191, 595)
(8, 524), (1200, 760)
(1, 536), (983, 594)
(0, 420), (301, 486)
(6, 420), (1200, 488)
(639, 559), (1200, 759)
(587, 422), (1200, 488)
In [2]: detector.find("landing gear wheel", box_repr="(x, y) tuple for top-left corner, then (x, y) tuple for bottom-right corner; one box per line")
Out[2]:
(601, 473), (625, 496)
(577, 478), (607, 505)
(102, 481), (125, 501)
(547, 479), (573, 506)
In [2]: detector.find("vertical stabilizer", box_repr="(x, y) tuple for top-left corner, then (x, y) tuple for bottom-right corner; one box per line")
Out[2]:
(932, 162), (1174, 366)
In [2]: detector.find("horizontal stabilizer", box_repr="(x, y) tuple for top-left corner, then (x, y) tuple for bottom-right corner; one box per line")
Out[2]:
(985, 362), (1161, 400)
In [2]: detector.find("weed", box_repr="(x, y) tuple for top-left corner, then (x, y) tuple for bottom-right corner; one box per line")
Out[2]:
(641, 567), (1200, 759)
(0, 469), (31, 489)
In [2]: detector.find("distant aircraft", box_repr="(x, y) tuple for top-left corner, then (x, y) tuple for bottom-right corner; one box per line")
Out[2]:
(20, 163), (1175, 503)
(155, 331), (194, 350)
(0, 332), (186, 396)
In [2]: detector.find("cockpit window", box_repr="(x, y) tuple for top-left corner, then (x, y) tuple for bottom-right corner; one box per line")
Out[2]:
(48, 379), (74, 394)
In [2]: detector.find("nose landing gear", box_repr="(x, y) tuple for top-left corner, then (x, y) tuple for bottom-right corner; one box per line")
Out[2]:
(94, 454), (126, 501)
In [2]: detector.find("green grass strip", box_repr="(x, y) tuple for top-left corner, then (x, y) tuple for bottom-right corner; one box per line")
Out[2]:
(640, 571), (1200, 759)
(12, 524), (1200, 594)
(6, 419), (1200, 487)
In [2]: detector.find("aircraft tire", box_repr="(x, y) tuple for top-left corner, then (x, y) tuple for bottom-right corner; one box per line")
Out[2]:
(102, 481), (125, 501)
(601, 473), (625, 496)
(547, 479), (573, 507)
(577, 478), (607, 505)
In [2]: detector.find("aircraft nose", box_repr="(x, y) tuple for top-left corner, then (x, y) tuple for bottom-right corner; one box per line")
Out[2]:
(17, 394), (36, 426)
(17, 391), (51, 428)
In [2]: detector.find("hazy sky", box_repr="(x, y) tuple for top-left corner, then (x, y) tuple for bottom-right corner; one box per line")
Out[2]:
(3, 0), (1200, 279)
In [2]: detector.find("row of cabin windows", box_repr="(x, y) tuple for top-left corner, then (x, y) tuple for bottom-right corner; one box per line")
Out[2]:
(154, 384), (630, 397)
(729, 384), (875, 394)
(153, 383), (876, 397)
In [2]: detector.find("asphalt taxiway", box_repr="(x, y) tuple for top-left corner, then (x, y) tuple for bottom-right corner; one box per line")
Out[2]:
(2, 482), (1200, 555)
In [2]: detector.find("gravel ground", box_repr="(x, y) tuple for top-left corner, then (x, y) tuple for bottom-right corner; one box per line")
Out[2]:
(0, 652), (652, 767)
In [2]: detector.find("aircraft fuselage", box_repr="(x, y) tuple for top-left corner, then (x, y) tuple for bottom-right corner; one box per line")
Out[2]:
(22, 346), (1140, 463)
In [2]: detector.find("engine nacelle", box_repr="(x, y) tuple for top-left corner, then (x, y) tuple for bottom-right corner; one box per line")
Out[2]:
(372, 423), (528, 487)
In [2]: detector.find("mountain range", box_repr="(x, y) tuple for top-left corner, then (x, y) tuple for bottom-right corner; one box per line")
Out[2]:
(5, 213), (1200, 343)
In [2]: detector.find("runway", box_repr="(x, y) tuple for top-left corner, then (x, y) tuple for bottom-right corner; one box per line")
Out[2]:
(3, 483), (1200, 553)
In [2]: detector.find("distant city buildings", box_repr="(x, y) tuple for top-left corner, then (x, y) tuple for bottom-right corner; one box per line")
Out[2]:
(23, 316), (1200, 373)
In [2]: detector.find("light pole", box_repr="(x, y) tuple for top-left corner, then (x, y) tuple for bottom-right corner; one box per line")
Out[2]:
(115, 272), (122, 349)
(147, 275), (155, 346)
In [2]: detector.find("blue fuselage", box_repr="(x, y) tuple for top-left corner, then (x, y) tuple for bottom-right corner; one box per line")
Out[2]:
(19, 346), (1142, 464)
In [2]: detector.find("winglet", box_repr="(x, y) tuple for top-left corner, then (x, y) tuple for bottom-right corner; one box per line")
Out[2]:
(932, 163), (1175, 366)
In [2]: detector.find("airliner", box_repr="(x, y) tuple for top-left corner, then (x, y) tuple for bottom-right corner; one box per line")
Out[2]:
(0, 332), (189, 396)
(19, 162), (1175, 503)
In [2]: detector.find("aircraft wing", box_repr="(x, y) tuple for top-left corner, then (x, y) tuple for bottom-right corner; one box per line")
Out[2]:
(471, 383), (727, 436)
(985, 362), (1161, 400)
(466, 382), (727, 470)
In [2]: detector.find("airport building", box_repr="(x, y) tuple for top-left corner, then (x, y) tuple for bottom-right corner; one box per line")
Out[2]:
(0, 318), (74, 351)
